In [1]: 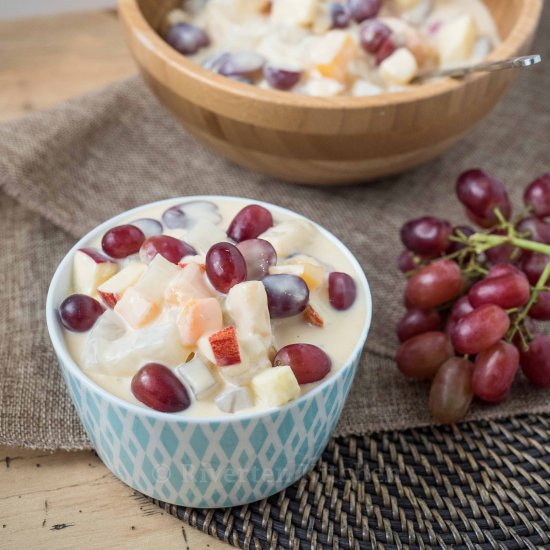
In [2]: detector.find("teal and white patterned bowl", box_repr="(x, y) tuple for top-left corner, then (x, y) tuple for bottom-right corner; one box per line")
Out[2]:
(46, 197), (372, 508)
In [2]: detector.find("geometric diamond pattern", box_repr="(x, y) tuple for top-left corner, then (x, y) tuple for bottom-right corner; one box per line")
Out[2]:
(56, 349), (362, 508)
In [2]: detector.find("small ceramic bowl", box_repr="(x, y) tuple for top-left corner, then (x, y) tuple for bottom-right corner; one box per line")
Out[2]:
(118, 0), (542, 184)
(46, 197), (372, 507)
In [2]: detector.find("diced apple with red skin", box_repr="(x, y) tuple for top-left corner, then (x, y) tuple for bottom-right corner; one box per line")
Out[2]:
(97, 263), (147, 308)
(114, 287), (159, 329)
(209, 326), (241, 366)
(73, 248), (119, 296)
(177, 298), (223, 347)
(165, 262), (213, 305)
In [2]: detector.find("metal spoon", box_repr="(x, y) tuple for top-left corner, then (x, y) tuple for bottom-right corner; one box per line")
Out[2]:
(413, 54), (542, 83)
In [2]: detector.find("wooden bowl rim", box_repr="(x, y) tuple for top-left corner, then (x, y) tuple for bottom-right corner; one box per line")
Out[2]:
(118, 0), (543, 112)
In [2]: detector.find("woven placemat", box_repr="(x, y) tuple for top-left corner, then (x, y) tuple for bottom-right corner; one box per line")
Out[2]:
(155, 414), (550, 549)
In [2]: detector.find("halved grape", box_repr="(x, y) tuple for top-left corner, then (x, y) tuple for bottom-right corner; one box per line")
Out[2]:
(468, 272), (530, 309)
(405, 260), (463, 309)
(263, 66), (302, 91)
(274, 344), (331, 384)
(59, 294), (105, 332)
(400, 216), (452, 256)
(262, 274), (309, 318)
(519, 334), (550, 388)
(429, 358), (474, 424)
(162, 201), (221, 230)
(396, 331), (453, 380)
(131, 218), (163, 238)
(227, 205), (273, 242)
(131, 363), (191, 412)
(328, 272), (357, 310)
(359, 19), (391, 53)
(165, 23), (210, 56)
(451, 304), (510, 355)
(397, 308), (442, 342)
(140, 235), (196, 265)
(236, 238), (277, 280)
(524, 173), (550, 218)
(473, 341), (519, 403)
(205, 242), (247, 293)
(348, 0), (381, 23)
(101, 224), (145, 259)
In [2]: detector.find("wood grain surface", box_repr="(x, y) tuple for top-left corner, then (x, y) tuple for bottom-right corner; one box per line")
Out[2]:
(0, 11), (229, 549)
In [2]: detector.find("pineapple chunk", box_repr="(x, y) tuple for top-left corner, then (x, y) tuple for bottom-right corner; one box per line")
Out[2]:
(271, 0), (318, 27)
(436, 14), (477, 65)
(250, 366), (301, 408)
(114, 287), (158, 329)
(310, 31), (357, 82)
(269, 263), (324, 290)
(379, 47), (418, 85)
(259, 220), (315, 258)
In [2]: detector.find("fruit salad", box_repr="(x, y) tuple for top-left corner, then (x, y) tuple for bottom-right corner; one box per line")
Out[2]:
(161, 0), (499, 96)
(59, 199), (367, 416)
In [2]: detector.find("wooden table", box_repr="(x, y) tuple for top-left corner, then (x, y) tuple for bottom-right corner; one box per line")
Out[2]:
(0, 10), (229, 549)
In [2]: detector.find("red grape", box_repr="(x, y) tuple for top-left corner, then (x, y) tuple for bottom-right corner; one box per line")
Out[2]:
(524, 173), (550, 218)
(473, 341), (519, 403)
(456, 169), (511, 226)
(398, 250), (416, 273)
(450, 295), (474, 321)
(451, 304), (510, 355)
(429, 358), (475, 424)
(262, 274), (309, 318)
(400, 216), (452, 256)
(375, 37), (396, 65)
(236, 238), (277, 280)
(205, 242), (247, 293)
(348, 0), (381, 22)
(519, 334), (550, 388)
(131, 363), (191, 412)
(397, 308), (442, 342)
(264, 66), (302, 90)
(396, 332), (453, 380)
(139, 235), (196, 265)
(516, 216), (550, 244)
(330, 3), (351, 28)
(487, 262), (523, 279)
(528, 291), (550, 320)
(359, 19), (391, 54)
(165, 23), (210, 56)
(405, 260), (463, 309)
(521, 252), (550, 285)
(447, 225), (475, 254)
(328, 272), (357, 310)
(485, 228), (518, 265)
(274, 344), (331, 384)
(468, 272), (530, 309)
(102, 224), (145, 259)
(227, 205), (273, 242)
(59, 294), (105, 332)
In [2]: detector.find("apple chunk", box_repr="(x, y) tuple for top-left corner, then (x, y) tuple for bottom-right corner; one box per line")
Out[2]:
(208, 326), (241, 366)
(97, 262), (147, 308)
(73, 248), (118, 296)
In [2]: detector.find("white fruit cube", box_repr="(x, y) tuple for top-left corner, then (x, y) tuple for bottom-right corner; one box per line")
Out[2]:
(271, 0), (318, 27)
(176, 355), (218, 398)
(73, 248), (119, 297)
(436, 14), (477, 65)
(269, 263), (324, 290)
(114, 287), (158, 329)
(97, 262), (147, 308)
(177, 298), (223, 346)
(251, 366), (301, 408)
(166, 262), (213, 305)
(215, 387), (254, 413)
(351, 80), (383, 97)
(379, 47), (418, 85)
(184, 219), (228, 255)
(135, 253), (179, 303)
(310, 31), (357, 82)
(259, 220), (315, 259)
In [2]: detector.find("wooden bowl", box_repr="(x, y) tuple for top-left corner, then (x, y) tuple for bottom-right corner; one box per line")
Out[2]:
(118, 0), (542, 184)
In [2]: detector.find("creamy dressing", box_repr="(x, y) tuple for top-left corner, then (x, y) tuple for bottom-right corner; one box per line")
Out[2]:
(63, 199), (367, 418)
(167, 0), (500, 96)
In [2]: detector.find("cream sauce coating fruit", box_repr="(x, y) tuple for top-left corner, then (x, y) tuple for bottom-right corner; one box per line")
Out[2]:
(61, 199), (367, 417)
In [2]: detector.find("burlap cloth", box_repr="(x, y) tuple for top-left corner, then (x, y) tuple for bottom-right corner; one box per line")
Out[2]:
(1, 9), (549, 451)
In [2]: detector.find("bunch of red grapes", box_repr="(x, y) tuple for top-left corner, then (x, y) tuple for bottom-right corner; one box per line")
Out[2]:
(396, 170), (550, 424)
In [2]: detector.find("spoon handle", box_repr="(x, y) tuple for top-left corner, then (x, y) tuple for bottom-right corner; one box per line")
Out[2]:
(414, 54), (542, 82)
